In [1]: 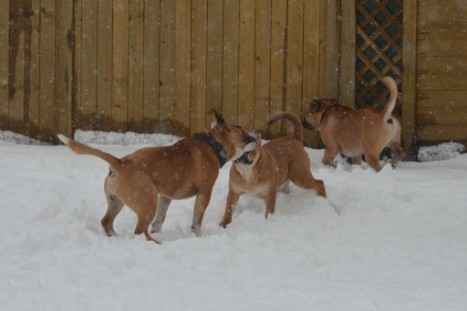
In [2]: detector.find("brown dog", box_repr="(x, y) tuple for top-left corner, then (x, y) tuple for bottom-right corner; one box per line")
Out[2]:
(219, 112), (326, 228)
(58, 111), (256, 243)
(303, 76), (404, 171)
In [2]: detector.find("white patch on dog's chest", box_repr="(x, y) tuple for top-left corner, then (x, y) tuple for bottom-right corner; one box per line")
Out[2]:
(235, 164), (255, 182)
(234, 165), (270, 196)
(252, 184), (270, 197)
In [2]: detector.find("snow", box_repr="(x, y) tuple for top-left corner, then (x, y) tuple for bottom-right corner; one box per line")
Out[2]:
(1, 130), (467, 311)
(417, 142), (465, 162)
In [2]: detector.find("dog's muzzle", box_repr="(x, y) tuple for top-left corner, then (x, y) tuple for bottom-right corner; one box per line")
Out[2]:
(242, 134), (256, 153)
(234, 151), (254, 165)
(302, 118), (314, 130)
(244, 134), (256, 144)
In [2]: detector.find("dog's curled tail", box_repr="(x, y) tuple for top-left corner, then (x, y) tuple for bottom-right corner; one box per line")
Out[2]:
(381, 76), (398, 120)
(57, 134), (122, 170)
(268, 112), (303, 142)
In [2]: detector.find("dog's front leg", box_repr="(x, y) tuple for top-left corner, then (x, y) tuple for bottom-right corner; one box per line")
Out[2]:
(263, 190), (277, 219)
(191, 192), (212, 237)
(150, 196), (172, 234)
(219, 190), (241, 228)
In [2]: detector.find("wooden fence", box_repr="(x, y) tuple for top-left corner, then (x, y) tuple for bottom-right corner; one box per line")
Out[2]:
(6, 1), (465, 149)
(415, 0), (467, 143)
(1, 0), (340, 145)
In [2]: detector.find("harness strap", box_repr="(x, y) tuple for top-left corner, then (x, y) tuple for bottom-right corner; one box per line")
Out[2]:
(320, 104), (338, 125)
(191, 132), (228, 168)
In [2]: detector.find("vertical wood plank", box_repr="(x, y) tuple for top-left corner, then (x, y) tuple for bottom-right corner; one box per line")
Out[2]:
(191, 0), (207, 131)
(238, 0), (255, 129)
(222, 0), (239, 125)
(97, 0), (114, 132)
(143, 0), (160, 132)
(174, 0), (191, 132)
(402, 0), (417, 154)
(22, 0), (33, 136)
(285, 0), (304, 115)
(73, 0), (82, 132)
(9, 0), (25, 133)
(303, 0), (321, 146)
(319, 0), (339, 98)
(39, 0), (56, 141)
(159, 0), (175, 123)
(27, 0), (41, 138)
(112, 0), (129, 132)
(269, 0), (287, 138)
(206, 0), (223, 114)
(81, 0), (97, 130)
(339, 0), (355, 108)
(0, 0), (8, 126)
(55, 0), (73, 138)
(128, 0), (144, 132)
(254, 0), (271, 133)
(303, 0), (320, 103)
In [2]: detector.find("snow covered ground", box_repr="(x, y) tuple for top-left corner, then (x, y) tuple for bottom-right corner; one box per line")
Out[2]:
(1, 130), (467, 311)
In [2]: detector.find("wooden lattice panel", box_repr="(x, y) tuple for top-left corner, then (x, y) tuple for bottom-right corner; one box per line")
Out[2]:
(355, 0), (402, 111)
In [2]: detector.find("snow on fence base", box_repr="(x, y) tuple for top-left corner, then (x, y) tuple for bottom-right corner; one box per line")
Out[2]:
(417, 142), (466, 162)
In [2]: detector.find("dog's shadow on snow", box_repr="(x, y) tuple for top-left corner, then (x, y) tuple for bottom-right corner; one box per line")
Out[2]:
(153, 227), (197, 242)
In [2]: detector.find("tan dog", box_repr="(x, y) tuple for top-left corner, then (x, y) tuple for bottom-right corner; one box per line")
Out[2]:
(219, 112), (326, 228)
(303, 76), (404, 171)
(58, 111), (255, 243)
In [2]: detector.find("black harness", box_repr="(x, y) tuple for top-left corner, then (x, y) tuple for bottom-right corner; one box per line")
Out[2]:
(320, 104), (338, 125)
(191, 132), (228, 168)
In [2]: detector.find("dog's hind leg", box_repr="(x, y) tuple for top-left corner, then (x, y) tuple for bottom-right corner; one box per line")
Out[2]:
(365, 153), (382, 171)
(134, 206), (161, 244)
(135, 220), (161, 244)
(289, 162), (327, 198)
(191, 191), (212, 236)
(101, 193), (124, 237)
(133, 196), (161, 244)
(322, 145), (339, 167)
(389, 143), (404, 168)
(292, 175), (327, 198)
(150, 196), (172, 234)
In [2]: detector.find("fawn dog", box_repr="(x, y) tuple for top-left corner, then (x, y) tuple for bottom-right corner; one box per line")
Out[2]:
(219, 112), (326, 228)
(58, 111), (255, 243)
(302, 76), (404, 171)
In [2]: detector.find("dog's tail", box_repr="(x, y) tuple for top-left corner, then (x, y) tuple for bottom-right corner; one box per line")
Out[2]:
(381, 76), (398, 120)
(57, 134), (122, 170)
(268, 112), (303, 142)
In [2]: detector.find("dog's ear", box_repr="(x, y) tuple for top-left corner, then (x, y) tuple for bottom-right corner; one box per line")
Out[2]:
(211, 109), (227, 133)
(255, 132), (262, 147)
(212, 109), (225, 126)
(310, 99), (321, 113)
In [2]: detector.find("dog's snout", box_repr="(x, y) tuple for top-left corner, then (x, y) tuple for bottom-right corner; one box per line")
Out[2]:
(302, 118), (314, 130)
(245, 134), (256, 144)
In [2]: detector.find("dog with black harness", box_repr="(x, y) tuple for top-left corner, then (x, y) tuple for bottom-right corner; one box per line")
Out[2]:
(302, 76), (404, 172)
